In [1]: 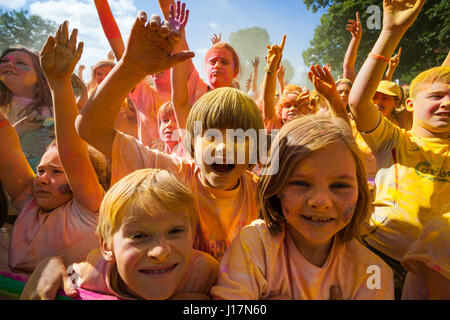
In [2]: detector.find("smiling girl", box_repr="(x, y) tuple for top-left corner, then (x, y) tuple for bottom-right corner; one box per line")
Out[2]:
(0, 47), (54, 171)
(211, 115), (394, 299)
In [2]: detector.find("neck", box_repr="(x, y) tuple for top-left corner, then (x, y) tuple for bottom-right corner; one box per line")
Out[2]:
(10, 84), (36, 99)
(410, 121), (450, 139)
(287, 224), (333, 268)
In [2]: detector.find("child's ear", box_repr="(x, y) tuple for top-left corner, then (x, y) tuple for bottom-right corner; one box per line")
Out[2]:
(406, 98), (414, 112)
(100, 238), (115, 262)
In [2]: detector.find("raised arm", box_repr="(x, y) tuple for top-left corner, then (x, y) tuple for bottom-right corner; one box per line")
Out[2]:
(343, 12), (362, 82)
(277, 64), (285, 95)
(170, 2), (190, 129)
(309, 65), (350, 126)
(385, 47), (402, 81)
(94, 0), (125, 61)
(75, 11), (195, 158)
(262, 35), (286, 121)
(40, 21), (104, 212)
(348, 0), (426, 133)
(250, 57), (260, 95)
(0, 111), (35, 207)
(158, 0), (194, 76)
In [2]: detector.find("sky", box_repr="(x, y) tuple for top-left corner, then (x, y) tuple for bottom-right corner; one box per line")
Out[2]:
(0, 0), (326, 85)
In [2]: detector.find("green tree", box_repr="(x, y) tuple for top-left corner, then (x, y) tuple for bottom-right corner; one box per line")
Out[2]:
(229, 27), (296, 89)
(0, 9), (57, 53)
(302, 0), (449, 84)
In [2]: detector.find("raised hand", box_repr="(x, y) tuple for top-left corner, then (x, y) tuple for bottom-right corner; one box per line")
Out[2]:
(308, 65), (338, 102)
(121, 10), (195, 77)
(266, 35), (286, 70)
(251, 56), (260, 69)
(382, 0), (426, 33)
(211, 33), (222, 45)
(346, 12), (362, 40)
(40, 21), (83, 85)
(277, 64), (285, 78)
(168, 1), (189, 41)
(389, 47), (402, 70)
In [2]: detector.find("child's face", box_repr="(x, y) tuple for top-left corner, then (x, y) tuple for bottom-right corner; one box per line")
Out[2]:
(158, 110), (179, 146)
(94, 65), (113, 85)
(195, 129), (251, 191)
(206, 48), (236, 89)
(0, 51), (38, 91)
(152, 70), (171, 92)
(107, 207), (193, 300)
(412, 82), (450, 135)
(372, 92), (398, 117)
(337, 83), (351, 107)
(33, 148), (73, 211)
(281, 93), (309, 123)
(277, 143), (358, 247)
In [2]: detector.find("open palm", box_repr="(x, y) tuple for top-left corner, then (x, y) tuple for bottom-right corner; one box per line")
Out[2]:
(40, 21), (83, 83)
(383, 0), (426, 32)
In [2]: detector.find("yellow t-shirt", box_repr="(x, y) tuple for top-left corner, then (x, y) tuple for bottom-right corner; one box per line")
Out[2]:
(211, 219), (394, 300)
(360, 116), (450, 262)
(111, 132), (260, 260)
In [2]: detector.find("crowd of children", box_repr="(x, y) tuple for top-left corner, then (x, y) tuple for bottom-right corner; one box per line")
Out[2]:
(0, 0), (449, 300)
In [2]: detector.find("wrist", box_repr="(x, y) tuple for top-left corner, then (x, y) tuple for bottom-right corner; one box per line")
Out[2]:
(48, 78), (72, 90)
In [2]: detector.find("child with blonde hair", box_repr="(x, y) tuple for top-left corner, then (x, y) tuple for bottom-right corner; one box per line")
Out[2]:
(0, 22), (107, 273)
(211, 115), (394, 300)
(63, 168), (218, 300)
(76, 10), (264, 261)
(348, 0), (449, 299)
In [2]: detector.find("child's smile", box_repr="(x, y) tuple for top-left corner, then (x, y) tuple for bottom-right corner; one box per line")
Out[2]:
(278, 143), (358, 248)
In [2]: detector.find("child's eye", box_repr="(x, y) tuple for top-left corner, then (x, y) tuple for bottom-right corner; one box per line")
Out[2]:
(129, 232), (147, 239)
(330, 182), (352, 189)
(289, 180), (310, 187)
(169, 227), (186, 235)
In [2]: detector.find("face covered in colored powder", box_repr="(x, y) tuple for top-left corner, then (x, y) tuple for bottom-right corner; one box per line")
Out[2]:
(94, 65), (113, 86)
(158, 109), (179, 150)
(104, 204), (193, 300)
(205, 47), (237, 89)
(152, 69), (171, 93)
(33, 148), (73, 211)
(277, 143), (358, 249)
(0, 51), (38, 95)
(194, 128), (252, 191)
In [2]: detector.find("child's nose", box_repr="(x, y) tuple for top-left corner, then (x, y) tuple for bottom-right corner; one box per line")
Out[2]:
(147, 240), (171, 262)
(307, 189), (332, 211)
(37, 173), (50, 185)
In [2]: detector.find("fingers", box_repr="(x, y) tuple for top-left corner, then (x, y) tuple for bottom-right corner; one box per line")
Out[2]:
(159, 20), (172, 38)
(137, 10), (148, 25)
(166, 50), (195, 68)
(280, 34), (286, 51)
(68, 28), (78, 53)
(397, 46), (402, 57)
(148, 14), (161, 30)
(356, 12), (360, 24)
(56, 21), (69, 47)
(62, 271), (78, 298)
(74, 41), (84, 63)
(40, 35), (55, 57)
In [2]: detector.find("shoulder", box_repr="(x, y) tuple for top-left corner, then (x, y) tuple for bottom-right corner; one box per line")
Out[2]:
(341, 239), (393, 276)
(238, 219), (282, 250)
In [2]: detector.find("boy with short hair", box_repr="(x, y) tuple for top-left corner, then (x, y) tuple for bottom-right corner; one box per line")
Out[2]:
(348, 0), (449, 299)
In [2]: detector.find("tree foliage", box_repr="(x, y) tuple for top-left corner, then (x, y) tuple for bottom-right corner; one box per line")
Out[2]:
(302, 0), (450, 84)
(229, 27), (295, 88)
(0, 9), (57, 54)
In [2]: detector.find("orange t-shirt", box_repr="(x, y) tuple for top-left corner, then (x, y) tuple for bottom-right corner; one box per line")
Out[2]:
(8, 184), (99, 273)
(211, 219), (394, 300)
(111, 131), (260, 260)
(68, 248), (218, 299)
(130, 69), (207, 150)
